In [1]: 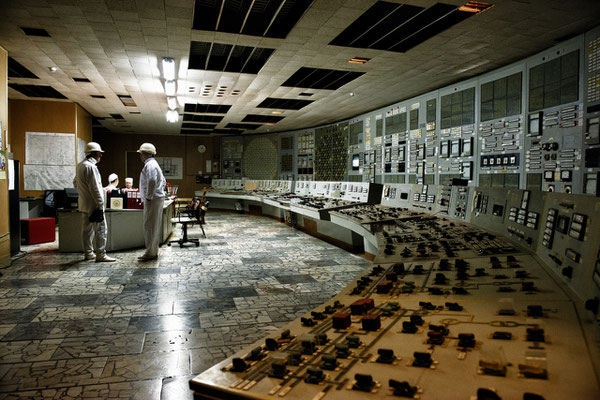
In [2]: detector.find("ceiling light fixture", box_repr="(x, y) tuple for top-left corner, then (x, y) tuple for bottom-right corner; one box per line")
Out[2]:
(162, 57), (176, 80)
(348, 57), (370, 64)
(166, 110), (178, 123)
(167, 97), (177, 110)
(458, 1), (493, 13)
(165, 80), (176, 96)
(349, 92), (355, 97)
(271, 111), (283, 115)
(48, 66), (57, 72)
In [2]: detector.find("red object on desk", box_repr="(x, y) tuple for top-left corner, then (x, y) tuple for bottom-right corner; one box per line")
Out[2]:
(126, 190), (144, 209)
(21, 217), (56, 245)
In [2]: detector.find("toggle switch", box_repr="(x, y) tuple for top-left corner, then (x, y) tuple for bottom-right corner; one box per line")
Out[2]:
(376, 348), (396, 364)
(352, 373), (376, 392)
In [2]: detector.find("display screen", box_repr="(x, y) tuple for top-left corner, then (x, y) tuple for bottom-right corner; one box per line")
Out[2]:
(352, 155), (360, 170)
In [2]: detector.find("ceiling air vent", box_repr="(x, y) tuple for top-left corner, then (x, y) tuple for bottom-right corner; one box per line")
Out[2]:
(73, 77), (91, 83)
(182, 114), (224, 123)
(110, 114), (125, 120)
(257, 97), (313, 110)
(189, 41), (274, 74)
(184, 103), (232, 114)
(20, 27), (51, 37)
(8, 58), (39, 79)
(242, 114), (284, 124)
(8, 84), (66, 99)
(225, 123), (261, 130)
(329, 1), (478, 53)
(282, 67), (364, 90)
(193, 0), (312, 39)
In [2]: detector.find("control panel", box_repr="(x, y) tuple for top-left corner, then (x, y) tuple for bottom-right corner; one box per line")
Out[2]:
(437, 84), (477, 187)
(524, 43), (584, 194)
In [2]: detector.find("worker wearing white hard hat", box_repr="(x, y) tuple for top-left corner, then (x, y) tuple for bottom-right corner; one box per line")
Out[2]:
(106, 173), (119, 191)
(72, 142), (116, 262)
(124, 177), (134, 189)
(137, 143), (166, 261)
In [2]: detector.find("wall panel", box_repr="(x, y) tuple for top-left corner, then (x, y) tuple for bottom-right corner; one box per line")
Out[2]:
(8, 100), (76, 197)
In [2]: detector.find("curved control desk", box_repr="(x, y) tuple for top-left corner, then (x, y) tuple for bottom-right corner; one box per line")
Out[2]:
(58, 199), (174, 252)
(190, 183), (600, 400)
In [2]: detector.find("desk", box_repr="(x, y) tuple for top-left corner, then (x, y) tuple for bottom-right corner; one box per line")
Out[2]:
(58, 200), (173, 252)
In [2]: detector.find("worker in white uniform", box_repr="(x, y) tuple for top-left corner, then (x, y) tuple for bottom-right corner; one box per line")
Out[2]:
(106, 173), (119, 191)
(73, 142), (116, 262)
(137, 143), (166, 261)
(124, 177), (134, 189)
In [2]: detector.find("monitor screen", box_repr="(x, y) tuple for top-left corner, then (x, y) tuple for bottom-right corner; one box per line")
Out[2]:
(352, 155), (360, 170)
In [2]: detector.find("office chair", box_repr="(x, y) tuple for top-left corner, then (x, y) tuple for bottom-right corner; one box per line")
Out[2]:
(168, 197), (208, 248)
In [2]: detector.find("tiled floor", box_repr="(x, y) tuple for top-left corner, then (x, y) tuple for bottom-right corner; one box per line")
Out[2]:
(0, 211), (370, 399)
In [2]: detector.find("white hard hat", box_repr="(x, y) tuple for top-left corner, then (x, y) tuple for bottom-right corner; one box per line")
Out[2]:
(137, 143), (156, 155)
(85, 142), (104, 153)
(108, 173), (118, 183)
(125, 177), (133, 183)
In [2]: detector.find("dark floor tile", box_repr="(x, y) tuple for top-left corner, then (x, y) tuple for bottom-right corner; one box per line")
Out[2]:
(49, 318), (130, 338)
(242, 257), (281, 264)
(1, 306), (45, 324)
(95, 291), (159, 305)
(127, 315), (201, 333)
(0, 278), (57, 288)
(303, 259), (340, 267)
(173, 298), (236, 314)
(120, 283), (172, 292)
(132, 268), (181, 276)
(31, 294), (101, 307)
(1, 321), (57, 341)
(212, 287), (259, 298)
(274, 274), (317, 284)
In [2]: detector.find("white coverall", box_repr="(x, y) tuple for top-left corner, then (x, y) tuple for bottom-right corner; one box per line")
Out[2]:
(73, 157), (107, 258)
(139, 157), (166, 257)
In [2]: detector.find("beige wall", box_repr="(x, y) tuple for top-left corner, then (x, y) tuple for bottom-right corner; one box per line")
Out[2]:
(0, 47), (9, 267)
(93, 132), (220, 198)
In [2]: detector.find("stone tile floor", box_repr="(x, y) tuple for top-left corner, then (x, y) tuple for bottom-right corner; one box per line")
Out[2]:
(0, 211), (370, 399)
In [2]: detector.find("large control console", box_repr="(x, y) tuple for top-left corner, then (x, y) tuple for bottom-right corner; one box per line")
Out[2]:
(192, 180), (600, 400)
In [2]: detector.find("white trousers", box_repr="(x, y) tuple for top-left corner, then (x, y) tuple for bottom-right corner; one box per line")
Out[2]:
(143, 197), (164, 257)
(81, 212), (107, 257)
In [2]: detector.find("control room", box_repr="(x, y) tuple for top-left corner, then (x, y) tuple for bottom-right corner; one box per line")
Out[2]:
(0, 1), (599, 399)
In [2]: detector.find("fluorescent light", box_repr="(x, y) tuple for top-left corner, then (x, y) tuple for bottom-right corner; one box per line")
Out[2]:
(166, 110), (178, 123)
(348, 57), (370, 64)
(165, 80), (176, 96)
(459, 1), (493, 13)
(162, 57), (176, 80)
(167, 97), (177, 110)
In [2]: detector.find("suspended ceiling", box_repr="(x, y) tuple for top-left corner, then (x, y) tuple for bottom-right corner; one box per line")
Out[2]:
(1, 0), (600, 136)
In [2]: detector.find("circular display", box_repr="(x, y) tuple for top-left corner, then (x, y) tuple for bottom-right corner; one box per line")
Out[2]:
(197, 144), (206, 153)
